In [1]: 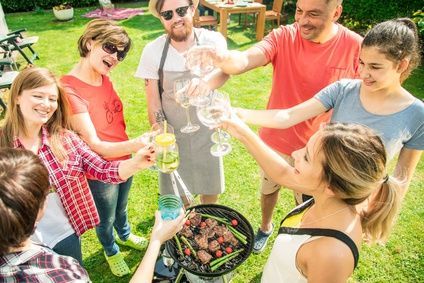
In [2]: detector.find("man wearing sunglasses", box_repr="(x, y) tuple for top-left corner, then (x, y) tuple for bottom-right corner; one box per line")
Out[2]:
(135, 0), (229, 205)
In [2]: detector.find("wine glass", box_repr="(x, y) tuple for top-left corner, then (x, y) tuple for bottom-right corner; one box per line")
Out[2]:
(186, 45), (215, 77)
(187, 77), (212, 107)
(174, 79), (200, 134)
(196, 91), (232, 157)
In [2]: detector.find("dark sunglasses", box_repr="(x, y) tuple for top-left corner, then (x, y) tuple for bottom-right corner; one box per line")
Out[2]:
(159, 5), (191, 21)
(102, 42), (129, 61)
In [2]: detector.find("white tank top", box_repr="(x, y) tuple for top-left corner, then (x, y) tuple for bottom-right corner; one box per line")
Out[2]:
(262, 232), (311, 283)
(261, 199), (359, 283)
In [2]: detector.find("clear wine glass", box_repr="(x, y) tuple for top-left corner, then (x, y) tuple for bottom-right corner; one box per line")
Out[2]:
(187, 78), (212, 107)
(174, 79), (200, 134)
(196, 91), (232, 157)
(186, 45), (215, 77)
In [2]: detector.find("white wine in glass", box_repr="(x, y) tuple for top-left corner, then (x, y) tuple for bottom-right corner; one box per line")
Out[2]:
(196, 92), (232, 157)
(174, 79), (200, 134)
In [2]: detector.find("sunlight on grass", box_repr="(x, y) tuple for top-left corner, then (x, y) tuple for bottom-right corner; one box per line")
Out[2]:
(4, 2), (423, 282)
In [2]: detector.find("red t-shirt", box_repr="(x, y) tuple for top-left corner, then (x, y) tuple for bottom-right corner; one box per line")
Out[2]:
(256, 23), (362, 155)
(61, 75), (130, 164)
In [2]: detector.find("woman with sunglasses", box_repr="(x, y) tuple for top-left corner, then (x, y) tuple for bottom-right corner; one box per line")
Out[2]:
(61, 19), (149, 277)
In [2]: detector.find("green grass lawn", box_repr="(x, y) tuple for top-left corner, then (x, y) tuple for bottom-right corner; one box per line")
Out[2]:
(5, 2), (423, 282)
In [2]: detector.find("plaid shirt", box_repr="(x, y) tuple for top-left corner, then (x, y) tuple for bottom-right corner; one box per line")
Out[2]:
(0, 244), (90, 283)
(13, 127), (123, 236)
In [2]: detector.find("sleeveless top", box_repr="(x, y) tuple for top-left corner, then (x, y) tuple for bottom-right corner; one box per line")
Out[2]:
(261, 199), (359, 282)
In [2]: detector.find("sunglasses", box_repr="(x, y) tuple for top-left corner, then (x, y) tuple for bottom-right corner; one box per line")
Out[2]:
(159, 5), (191, 21)
(102, 42), (128, 61)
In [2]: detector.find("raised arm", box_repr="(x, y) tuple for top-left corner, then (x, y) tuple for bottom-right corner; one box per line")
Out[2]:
(214, 46), (269, 75)
(236, 98), (327, 128)
(393, 148), (422, 200)
(203, 68), (230, 90)
(70, 113), (147, 159)
(71, 131), (154, 182)
(221, 115), (304, 190)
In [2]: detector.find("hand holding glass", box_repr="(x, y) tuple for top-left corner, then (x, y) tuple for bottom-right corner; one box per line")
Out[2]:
(186, 45), (215, 77)
(158, 195), (183, 220)
(196, 91), (232, 157)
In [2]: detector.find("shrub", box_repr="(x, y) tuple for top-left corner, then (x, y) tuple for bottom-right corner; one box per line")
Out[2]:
(2, 0), (143, 13)
(341, 0), (423, 25)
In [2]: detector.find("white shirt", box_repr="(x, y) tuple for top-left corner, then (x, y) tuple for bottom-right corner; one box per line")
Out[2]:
(31, 192), (75, 248)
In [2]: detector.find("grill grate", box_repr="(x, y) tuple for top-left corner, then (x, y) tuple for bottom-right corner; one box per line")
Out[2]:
(166, 204), (254, 278)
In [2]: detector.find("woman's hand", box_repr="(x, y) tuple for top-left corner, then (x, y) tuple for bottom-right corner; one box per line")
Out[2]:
(219, 108), (252, 141)
(150, 210), (185, 244)
(133, 145), (156, 170)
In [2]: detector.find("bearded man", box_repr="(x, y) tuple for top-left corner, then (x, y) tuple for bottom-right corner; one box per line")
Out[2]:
(135, 0), (228, 204)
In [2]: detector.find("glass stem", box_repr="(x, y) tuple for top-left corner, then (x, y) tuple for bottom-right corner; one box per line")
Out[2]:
(217, 128), (223, 147)
(185, 107), (193, 126)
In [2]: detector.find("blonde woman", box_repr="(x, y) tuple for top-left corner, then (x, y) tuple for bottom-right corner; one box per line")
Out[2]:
(222, 120), (401, 282)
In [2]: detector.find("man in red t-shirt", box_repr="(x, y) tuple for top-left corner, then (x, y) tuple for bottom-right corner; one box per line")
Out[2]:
(196, 0), (362, 253)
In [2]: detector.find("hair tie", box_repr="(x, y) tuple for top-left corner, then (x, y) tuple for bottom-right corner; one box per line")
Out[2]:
(383, 175), (389, 183)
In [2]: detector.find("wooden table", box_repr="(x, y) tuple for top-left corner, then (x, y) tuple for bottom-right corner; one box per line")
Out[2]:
(200, 0), (266, 41)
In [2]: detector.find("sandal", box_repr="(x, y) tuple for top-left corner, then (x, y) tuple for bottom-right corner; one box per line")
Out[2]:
(104, 251), (130, 277)
(252, 224), (274, 254)
(116, 233), (148, 251)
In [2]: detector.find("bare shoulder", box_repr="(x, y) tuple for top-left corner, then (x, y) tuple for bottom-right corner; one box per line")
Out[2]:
(298, 236), (356, 282)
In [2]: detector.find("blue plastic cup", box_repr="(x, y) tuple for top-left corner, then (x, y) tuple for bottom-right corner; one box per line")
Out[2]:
(158, 195), (183, 220)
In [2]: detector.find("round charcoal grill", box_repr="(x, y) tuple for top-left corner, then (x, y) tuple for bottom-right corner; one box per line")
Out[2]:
(166, 204), (254, 278)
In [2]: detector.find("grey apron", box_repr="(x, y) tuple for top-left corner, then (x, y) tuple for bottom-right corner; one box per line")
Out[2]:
(158, 34), (224, 196)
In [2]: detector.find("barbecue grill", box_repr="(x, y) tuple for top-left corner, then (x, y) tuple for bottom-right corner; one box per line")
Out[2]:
(166, 204), (254, 278)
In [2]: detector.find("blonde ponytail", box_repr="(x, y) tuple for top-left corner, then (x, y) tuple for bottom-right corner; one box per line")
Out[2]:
(361, 176), (402, 244)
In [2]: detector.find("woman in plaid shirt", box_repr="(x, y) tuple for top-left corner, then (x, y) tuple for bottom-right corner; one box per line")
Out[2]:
(0, 67), (155, 266)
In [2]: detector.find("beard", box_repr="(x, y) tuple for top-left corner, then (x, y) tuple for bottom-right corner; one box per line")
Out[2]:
(167, 19), (193, 42)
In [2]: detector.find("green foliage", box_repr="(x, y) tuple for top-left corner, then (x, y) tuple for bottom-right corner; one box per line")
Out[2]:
(2, 0), (97, 13)
(341, 0), (423, 25)
(412, 10), (424, 38)
(411, 10), (424, 63)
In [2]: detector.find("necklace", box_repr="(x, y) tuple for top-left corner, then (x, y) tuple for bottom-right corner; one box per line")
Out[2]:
(301, 205), (352, 227)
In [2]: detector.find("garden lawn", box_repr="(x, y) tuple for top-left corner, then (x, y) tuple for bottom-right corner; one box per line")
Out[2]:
(5, 2), (423, 282)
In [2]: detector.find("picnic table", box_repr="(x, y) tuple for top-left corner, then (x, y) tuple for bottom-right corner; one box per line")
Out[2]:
(200, 0), (266, 41)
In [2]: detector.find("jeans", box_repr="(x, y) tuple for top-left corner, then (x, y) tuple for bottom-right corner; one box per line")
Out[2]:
(88, 177), (133, 256)
(53, 233), (83, 266)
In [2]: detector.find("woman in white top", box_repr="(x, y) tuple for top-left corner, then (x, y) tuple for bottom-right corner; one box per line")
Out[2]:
(221, 121), (401, 282)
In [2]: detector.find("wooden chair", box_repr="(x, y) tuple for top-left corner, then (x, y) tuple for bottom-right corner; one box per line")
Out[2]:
(193, 9), (218, 30)
(238, 0), (263, 27)
(0, 28), (39, 65)
(265, 0), (284, 28)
